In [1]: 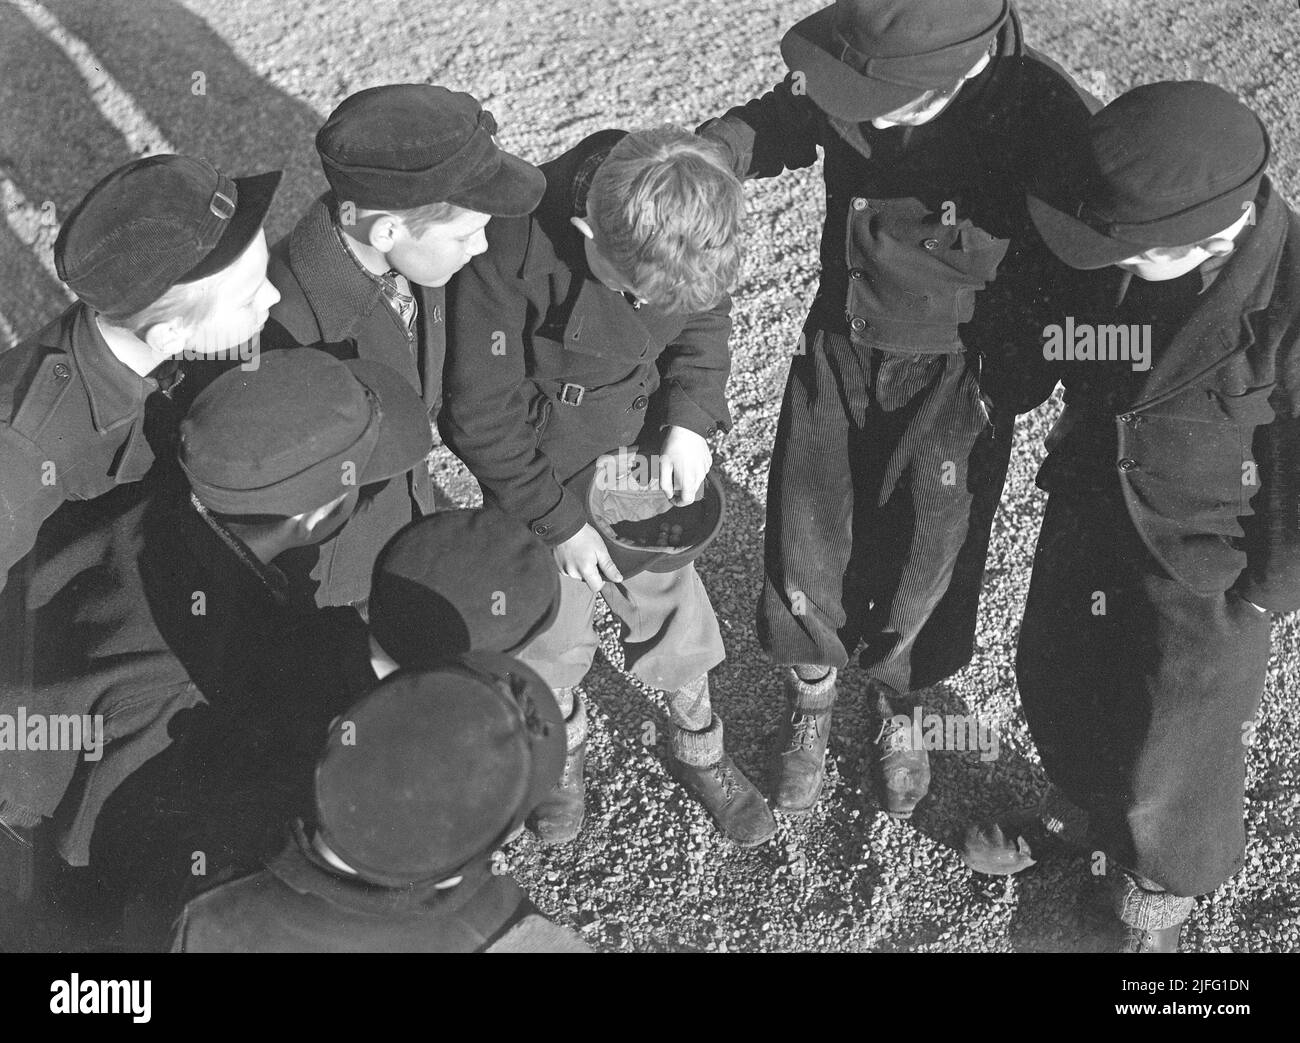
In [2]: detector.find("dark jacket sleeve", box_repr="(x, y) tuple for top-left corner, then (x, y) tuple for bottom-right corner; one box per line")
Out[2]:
(696, 73), (824, 180)
(441, 222), (588, 546)
(655, 295), (734, 438)
(0, 423), (62, 595)
(1236, 323), (1300, 613)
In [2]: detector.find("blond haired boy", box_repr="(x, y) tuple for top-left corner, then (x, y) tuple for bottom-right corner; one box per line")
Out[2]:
(442, 126), (775, 847)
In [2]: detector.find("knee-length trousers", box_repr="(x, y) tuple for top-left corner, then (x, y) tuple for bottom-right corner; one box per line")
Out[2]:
(757, 329), (1010, 694)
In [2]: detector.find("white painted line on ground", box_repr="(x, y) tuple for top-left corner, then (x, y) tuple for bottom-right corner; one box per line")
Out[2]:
(0, 164), (72, 289)
(8, 0), (175, 156)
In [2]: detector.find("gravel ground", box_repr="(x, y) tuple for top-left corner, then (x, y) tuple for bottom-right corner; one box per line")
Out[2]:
(1, 0), (1297, 952)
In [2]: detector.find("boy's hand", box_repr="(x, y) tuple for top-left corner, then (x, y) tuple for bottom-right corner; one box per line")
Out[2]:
(555, 523), (623, 593)
(659, 425), (712, 506)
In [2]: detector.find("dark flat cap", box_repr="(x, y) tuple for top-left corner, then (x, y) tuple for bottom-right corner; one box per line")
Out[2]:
(781, 0), (1008, 123)
(1028, 81), (1270, 269)
(370, 507), (561, 664)
(314, 654), (565, 886)
(55, 154), (280, 319)
(316, 84), (545, 216)
(179, 347), (432, 517)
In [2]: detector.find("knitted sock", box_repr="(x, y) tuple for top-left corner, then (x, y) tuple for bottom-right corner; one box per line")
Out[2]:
(1113, 871), (1195, 930)
(786, 666), (838, 712)
(552, 686), (576, 718)
(667, 674), (713, 732)
(671, 714), (724, 767)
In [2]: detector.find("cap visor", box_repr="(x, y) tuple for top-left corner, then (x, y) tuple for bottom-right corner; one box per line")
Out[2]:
(180, 169), (282, 282)
(780, 8), (942, 123)
(446, 152), (546, 218)
(1027, 192), (1151, 270)
(343, 358), (434, 485)
(458, 651), (568, 806)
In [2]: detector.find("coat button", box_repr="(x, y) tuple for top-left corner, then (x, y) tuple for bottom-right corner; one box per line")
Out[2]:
(851, 197), (868, 211)
(705, 424), (717, 438)
(533, 524), (550, 536)
(1118, 458), (1138, 472)
(923, 238), (940, 250)
(632, 395), (649, 410)
(849, 268), (865, 279)
(849, 316), (867, 332)
(1119, 412), (1135, 423)
(53, 363), (71, 380)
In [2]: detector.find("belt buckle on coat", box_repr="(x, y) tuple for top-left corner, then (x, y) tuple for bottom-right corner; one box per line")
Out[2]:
(559, 382), (586, 406)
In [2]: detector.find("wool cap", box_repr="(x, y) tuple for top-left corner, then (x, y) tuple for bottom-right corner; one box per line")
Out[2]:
(316, 84), (545, 216)
(54, 154), (280, 318)
(1028, 81), (1270, 269)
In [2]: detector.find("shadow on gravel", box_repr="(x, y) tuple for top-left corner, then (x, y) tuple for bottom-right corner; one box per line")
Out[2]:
(0, 0), (326, 337)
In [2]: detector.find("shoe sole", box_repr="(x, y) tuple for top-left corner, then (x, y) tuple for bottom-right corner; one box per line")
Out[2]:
(727, 824), (778, 848)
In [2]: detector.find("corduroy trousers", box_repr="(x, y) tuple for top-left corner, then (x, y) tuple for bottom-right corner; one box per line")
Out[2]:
(757, 329), (1010, 694)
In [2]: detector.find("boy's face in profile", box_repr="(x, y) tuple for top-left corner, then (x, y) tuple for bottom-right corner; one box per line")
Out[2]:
(869, 51), (992, 129)
(169, 229), (280, 357)
(387, 208), (492, 287)
(1112, 207), (1253, 282)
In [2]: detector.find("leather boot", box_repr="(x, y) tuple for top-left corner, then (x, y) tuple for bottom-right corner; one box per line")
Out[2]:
(670, 716), (776, 848)
(867, 680), (930, 818)
(773, 667), (837, 813)
(528, 690), (586, 845)
(963, 786), (1091, 875)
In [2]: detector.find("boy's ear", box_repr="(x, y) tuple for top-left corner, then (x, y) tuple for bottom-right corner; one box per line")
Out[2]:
(141, 318), (189, 359)
(366, 214), (401, 252)
(569, 215), (595, 240)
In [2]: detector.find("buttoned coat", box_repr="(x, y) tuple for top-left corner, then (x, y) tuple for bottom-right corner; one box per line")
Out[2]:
(1039, 180), (1300, 609)
(440, 130), (732, 547)
(261, 196), (440, 607)
(0, 304), (176, 595)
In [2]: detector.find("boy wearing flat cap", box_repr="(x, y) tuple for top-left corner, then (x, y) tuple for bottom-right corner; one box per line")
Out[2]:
(695, 0), (1097, 818)
(171, 656), (590, 953)
(366, 507), (562, 679)
(964, 82), (1300, 952)
(0, 155), (282, 594)
(443, 127), (776, 847)
(0, 348), (431, 946)
(262, 84), (545, 612)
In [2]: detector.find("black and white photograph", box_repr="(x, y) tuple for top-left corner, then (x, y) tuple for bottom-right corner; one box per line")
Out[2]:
(0, 0), (1296, 986)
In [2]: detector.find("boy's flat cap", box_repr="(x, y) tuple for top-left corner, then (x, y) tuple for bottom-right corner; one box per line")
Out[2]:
(369, 507), (561, 665)
(314, 654), (565, 886)
(316, 84), (545, 216)
(1028, 81), (1271, 269)
(179, 347), (432, 517)
(781, 0), (1008, 122)
(54, 154), (280, 319)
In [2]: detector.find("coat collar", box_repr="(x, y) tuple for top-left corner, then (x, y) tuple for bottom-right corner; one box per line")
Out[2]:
(286, 195), (450, 343)
(519, 129), (627, 281)
(266, 821), (504, 920)
(1131, 178), (1288, 409)
(286, 196), (387, 341)
(517, 130), (683, 345)
(60, 304), (153, 434)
